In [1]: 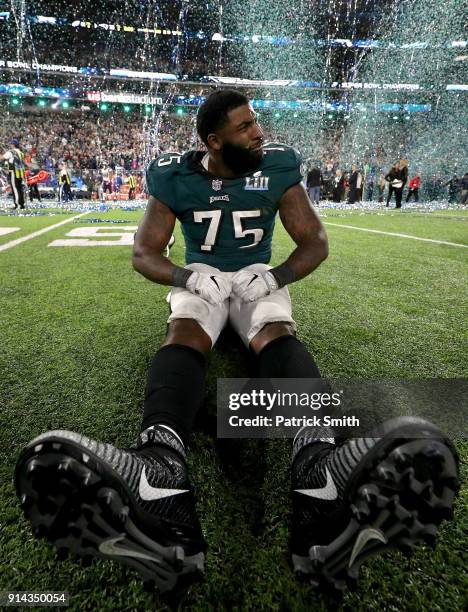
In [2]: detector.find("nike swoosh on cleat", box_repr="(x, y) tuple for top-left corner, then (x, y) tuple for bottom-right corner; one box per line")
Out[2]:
(247, 274), (259, 286)
(294, 467), (338, 500)
(99, 535), (160, 562)
(138, 466), (189, 501)
(349, 527), (388, 568)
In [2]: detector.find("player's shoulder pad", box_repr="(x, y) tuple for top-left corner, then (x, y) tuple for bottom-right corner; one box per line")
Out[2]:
(145, 151), (191, 204)
(146, 151), (185, 178)
(262, 142), (302, 172)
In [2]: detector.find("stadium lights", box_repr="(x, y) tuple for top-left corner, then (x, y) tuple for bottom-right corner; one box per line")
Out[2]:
(274, 112), (280, 118)
(37, 98), (47, 106)
(123, 104), (132, 112)
(176, 107), (184, 115)
(10, 96), (20, 105)
(61, 100), (70, 108)
(144, 105), (152, 113)
(100, 103), (109, 111)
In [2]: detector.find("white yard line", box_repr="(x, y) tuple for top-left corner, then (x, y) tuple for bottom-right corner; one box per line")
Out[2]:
(0, 212), (90, 252)
(323, 222), (468, 248)
(1, 213), (466, 251)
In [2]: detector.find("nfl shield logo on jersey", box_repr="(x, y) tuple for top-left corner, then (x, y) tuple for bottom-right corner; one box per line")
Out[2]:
(212, 179), (222, 191)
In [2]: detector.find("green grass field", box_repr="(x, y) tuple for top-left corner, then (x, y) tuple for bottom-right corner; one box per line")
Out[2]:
(0, 204), (466, 611)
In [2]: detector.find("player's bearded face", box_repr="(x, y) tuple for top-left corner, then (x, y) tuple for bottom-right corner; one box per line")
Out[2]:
(220, 139), (263, 175)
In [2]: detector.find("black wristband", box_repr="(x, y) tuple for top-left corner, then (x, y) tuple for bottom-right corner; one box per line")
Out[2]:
(172, 267), (194, 288)
(270, 262), (295, 288)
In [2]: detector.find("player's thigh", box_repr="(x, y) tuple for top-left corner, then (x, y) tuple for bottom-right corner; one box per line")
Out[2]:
(167, 263), (229, 349)
(229, 263), (296, 348)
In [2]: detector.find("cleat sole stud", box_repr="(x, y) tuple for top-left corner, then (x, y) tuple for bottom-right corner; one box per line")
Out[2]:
(27, 460), (40, 476)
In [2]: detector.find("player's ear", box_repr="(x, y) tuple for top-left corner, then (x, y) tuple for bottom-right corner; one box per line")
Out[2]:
(207, 133), (222, 151)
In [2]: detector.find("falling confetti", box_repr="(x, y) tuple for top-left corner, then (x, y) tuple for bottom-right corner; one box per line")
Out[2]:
(0, 0), (465, 204)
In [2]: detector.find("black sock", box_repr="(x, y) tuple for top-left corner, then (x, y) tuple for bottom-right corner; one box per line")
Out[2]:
(141, 344), (206, 448)
(256, 335), (321, 378)
(257, 335), (339, 461)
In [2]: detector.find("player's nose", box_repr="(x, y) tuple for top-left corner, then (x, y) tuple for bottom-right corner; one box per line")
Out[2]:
(251, 122), (264, 141)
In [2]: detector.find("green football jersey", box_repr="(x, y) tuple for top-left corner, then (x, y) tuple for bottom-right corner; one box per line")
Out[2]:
(145, 143), (302, 272)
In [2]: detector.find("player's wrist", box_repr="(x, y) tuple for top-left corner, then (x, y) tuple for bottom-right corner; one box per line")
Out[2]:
(262, 271), (279, 292)
(172, 266), (194, 288)
(269, 262), (295, 288)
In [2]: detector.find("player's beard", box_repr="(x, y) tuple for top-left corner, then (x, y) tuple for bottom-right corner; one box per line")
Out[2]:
(221, 141), (263, 175)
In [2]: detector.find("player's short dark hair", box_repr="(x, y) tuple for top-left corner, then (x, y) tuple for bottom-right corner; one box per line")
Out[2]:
(196, 89), (250, 145)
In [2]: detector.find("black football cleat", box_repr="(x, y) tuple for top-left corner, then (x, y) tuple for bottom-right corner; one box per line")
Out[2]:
(291, 417), (459, 590)
(15, 426), (206, 593)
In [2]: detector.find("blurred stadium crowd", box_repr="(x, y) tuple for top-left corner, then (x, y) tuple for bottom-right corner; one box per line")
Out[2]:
(1, 109), (467, 205)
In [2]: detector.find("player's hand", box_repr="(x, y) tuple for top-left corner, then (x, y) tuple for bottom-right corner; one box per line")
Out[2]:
(232, 269), (279, 303)
(186, 271), (231, 305)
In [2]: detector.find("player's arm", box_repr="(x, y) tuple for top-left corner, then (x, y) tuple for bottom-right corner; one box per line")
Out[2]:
(276, 182), (328, 282)
(232, 183), (328, 303)
(132, 195), (182, 286)
(132, 196), (231, 304)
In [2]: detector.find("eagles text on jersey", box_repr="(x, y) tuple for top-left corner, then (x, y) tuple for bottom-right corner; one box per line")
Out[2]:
(145, 144), (302, 272)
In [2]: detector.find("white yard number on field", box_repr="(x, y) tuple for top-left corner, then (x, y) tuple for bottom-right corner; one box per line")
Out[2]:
(0, 227), (20, 236)
(48, 226), (138, 247)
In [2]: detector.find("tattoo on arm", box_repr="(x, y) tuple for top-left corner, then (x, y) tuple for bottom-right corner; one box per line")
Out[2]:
(277, 183), (329, 282)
